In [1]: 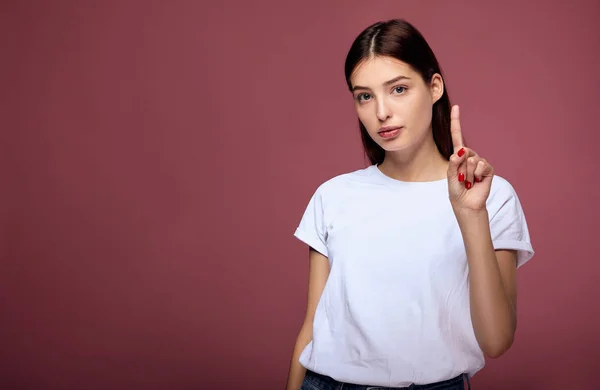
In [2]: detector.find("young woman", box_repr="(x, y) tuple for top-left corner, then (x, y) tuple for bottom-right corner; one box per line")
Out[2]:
(285, 19), (534, 390)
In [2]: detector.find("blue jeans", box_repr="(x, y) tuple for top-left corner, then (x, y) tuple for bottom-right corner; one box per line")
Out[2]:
(300, 370), (470, 390)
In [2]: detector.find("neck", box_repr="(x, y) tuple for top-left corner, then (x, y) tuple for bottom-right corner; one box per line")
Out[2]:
(378, 135), (448, 182)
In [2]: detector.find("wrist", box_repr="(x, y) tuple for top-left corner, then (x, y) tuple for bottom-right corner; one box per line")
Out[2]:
(452, 206), (493, 251)
(452, 205), (489, 223)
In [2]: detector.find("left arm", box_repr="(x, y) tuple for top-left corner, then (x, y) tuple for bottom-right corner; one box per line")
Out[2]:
(447, 105), (520, 358)
(454, 208), (518, 358)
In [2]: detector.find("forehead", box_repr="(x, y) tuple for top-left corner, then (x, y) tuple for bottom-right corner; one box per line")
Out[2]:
(350, 56), (419, 87)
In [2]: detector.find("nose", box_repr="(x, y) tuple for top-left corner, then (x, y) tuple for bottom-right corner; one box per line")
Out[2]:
(376, 98), (391, 122)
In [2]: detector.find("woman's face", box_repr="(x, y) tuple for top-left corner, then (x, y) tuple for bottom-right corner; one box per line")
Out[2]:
(349, 56), (443, 154)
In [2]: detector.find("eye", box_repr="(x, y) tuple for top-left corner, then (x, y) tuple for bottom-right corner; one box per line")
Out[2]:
(356, 93), (372, 103)
(393, 86), (407, 94)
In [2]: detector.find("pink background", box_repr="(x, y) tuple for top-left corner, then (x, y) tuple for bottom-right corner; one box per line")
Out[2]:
(2, 1), (599, 389)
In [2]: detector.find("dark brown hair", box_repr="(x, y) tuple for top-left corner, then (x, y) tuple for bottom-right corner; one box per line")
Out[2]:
(344, 19), (454, 165)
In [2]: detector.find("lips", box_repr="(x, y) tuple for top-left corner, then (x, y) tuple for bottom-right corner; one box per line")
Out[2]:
(378, 126), (402, 134)
(378, 126), (402, 139)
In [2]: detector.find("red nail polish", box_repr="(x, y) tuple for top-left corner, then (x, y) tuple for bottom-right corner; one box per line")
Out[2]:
(458, 173), (465, 182)
(475, 177), (481, 183)
(465, 181), (472, 189)
(458, 148), (465, 157)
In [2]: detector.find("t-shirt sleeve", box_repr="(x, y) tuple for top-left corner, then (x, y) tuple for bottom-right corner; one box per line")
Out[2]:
(488, 179), (534, 268)
(294, 186), (328, 257)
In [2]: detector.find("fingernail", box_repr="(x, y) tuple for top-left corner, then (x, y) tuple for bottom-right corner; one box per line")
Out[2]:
(458, 173), (465, 182)
(475, 177), (481, 183)
(458, 148), (465, 157)
(465, 181), (472, 189)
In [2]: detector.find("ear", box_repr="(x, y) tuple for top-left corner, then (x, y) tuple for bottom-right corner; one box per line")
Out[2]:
(430, 73), (444, 104)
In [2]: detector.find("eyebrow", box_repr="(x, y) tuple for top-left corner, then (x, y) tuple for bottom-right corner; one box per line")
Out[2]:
(351, 75), (411, 92)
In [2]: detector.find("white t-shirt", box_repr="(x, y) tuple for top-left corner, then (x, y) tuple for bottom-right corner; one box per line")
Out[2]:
(294, 164), (534, 387)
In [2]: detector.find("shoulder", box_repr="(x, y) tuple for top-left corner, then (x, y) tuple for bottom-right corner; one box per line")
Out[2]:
(487, 174), (527, 217)
(488, 174), (518, 203)
(312, 165), (375, 198)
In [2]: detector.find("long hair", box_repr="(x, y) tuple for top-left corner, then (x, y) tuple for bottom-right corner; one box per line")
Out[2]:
(344, 19), (454, 165)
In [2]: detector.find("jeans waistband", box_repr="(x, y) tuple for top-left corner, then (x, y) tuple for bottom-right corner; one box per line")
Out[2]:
(304, 369), (471, 390)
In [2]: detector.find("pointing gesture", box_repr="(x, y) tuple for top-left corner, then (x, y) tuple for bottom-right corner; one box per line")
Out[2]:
(451, 104), (465, 154)
(447, 105), (494, 212)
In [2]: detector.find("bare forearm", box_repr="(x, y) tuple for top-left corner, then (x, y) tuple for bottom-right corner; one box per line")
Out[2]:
(455, 208), (516, 358)
(285, 325), (311, 390)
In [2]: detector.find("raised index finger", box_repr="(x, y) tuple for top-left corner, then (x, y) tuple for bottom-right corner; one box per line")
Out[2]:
(450, 105), (464, 153)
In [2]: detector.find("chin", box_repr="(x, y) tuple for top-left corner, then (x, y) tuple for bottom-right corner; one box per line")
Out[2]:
(378, 138), (412, 152)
